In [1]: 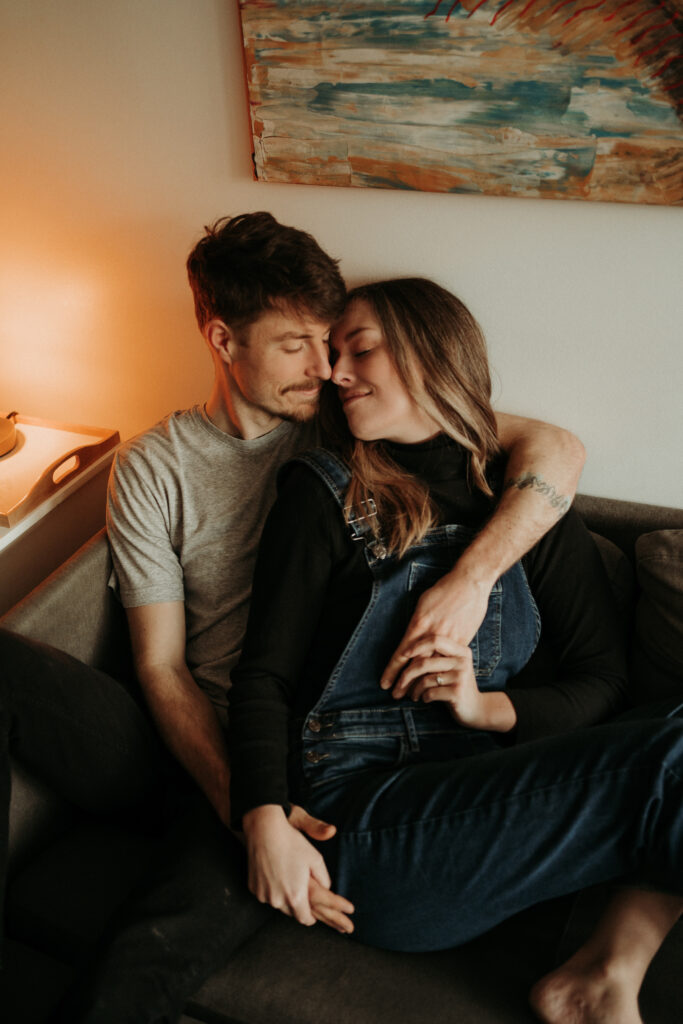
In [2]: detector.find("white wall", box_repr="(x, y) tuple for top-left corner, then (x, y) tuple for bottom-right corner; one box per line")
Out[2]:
(1, 0), (681, 506)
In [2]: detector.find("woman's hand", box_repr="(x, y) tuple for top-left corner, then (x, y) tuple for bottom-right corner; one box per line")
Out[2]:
(388, 635), (517, 733)
(242, 804), (354, 932)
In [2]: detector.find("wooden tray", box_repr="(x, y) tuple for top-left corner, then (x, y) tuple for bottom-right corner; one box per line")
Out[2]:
(0, 416), (119, 528)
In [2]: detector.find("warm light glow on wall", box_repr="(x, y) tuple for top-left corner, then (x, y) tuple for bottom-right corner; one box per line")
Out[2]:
(1, 266), (102, 369)
(0, 259), (111, 426)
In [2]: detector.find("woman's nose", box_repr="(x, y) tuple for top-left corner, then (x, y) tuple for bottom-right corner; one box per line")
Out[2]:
(331, 354), (353, 386)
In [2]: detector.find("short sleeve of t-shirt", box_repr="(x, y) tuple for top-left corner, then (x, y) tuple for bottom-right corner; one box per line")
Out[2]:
(107, 440), (185, 607)
(105, 407), (320, 708)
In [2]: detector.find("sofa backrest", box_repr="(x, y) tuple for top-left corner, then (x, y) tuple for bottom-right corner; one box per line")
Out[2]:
(0, 528), (134, 683)
(574, 493), (683, 560)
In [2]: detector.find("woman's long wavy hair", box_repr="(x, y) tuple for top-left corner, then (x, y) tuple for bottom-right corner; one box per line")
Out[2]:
(320, 278), (501, 557)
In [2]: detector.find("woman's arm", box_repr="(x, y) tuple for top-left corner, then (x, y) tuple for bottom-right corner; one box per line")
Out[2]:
(228, 466), (338, 823)
(228, 465), (355, 930)
(381, 414), (585, 687)
(507, 507), (628, 741)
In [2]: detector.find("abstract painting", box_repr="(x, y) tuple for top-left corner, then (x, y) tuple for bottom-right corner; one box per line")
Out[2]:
(238, 0), (683, 204)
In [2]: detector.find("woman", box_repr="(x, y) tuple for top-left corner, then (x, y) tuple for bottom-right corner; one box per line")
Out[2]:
(228, 278), (683, 1024)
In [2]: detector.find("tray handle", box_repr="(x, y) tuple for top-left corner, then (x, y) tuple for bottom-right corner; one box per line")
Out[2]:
(1, 433), (118, 529)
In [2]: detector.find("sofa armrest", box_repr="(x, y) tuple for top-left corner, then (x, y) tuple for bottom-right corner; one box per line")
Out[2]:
(0, 528), (133, 682)
(2, 529), (138, 874)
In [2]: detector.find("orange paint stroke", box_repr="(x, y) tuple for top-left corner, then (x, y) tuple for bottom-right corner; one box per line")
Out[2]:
(350, 155), (469, 193)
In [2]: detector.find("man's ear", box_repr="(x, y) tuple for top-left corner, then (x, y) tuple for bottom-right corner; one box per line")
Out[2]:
(205, 319), (238, 365)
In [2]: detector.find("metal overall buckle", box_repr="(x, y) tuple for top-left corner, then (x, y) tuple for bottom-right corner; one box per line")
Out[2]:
(344, 498), (387, 560)
(344, 497), (378, 526)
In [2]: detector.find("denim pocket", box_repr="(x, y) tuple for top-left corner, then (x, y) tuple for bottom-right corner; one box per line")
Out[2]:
(407, 562), (503, 682)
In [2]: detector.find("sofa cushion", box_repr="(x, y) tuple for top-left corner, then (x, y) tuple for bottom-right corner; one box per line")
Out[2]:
(590, 532), (636, 625)
(6, 820), (156, 964)
(189, 900), (571, 1024)
(630, 530), (683, 704)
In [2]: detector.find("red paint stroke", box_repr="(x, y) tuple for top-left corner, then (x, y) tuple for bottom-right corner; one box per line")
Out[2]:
(424, 0), (445, 17)
(468, 0), (490, 16)
(604, 0), (640, 23)
(632, 16), (676, 45)
(652, 52), (683, 77)
(662, 77), (683, 91)
(491, 0), (517, 23)
(518, 0), (540, 18)
(551, 0), (578, 16)
(446, 1), (461, 19)
(563, 0), (608, 27)
(616, 5), (666, 37)
(635, 32), (683, 65)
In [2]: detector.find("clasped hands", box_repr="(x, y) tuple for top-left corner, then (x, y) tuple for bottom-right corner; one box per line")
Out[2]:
(244, 566), (515, 933)
(242, 803), (355, 934)
(381, 561), (517, 732)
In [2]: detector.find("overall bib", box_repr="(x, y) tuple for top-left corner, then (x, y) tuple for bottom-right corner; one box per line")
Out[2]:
(289, 450), (683, 952)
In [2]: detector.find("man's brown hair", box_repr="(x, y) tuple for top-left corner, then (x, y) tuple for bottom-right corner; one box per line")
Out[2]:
(187, 212), (346, 331)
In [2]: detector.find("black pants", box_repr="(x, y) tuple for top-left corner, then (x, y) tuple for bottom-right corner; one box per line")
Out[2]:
(0, 627), (269, 1024)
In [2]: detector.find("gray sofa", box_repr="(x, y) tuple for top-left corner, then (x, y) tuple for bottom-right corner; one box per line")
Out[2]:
(2, 493), (683, 1024)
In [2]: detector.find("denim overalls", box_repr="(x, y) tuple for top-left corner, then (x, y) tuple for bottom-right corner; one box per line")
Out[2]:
(288, 450), (683, 952)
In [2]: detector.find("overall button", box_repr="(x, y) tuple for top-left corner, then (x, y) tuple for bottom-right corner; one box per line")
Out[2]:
(308, 718), (322, 733)
(305, 750), (325, 764)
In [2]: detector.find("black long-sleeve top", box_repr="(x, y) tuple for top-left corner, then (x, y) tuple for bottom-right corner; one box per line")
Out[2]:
(229, 436), (627, 825)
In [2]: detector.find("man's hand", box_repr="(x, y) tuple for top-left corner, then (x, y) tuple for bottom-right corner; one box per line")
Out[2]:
(381, 561), (494, 692)
(381, 414), (584, 692)
(243, 805), (354, 933)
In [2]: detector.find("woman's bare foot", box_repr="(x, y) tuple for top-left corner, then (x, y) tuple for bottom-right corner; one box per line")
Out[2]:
(529, 958), (642, 1024)
(530, 887), (683, 1023)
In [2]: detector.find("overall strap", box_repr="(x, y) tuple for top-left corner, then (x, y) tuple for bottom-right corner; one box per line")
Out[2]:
(286, 448), (387, 558)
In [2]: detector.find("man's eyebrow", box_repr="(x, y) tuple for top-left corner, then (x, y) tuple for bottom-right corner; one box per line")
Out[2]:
(274, 329), (325, 342)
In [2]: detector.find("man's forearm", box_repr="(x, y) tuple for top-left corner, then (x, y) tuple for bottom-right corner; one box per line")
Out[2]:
(381, 416), (585, 678)
(495, 413), (584, 518)
(482, 413), (586, 579)
(138, 662), (232, 826)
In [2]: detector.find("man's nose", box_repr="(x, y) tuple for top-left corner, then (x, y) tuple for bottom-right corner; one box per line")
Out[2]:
(307, 342), (332, 380)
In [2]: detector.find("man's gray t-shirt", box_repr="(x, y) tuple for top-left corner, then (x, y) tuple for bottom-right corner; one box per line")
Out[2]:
(106, 405), (318, 712)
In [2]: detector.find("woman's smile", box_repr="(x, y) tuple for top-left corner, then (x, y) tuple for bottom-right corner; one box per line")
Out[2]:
(330, 299), (439, 444)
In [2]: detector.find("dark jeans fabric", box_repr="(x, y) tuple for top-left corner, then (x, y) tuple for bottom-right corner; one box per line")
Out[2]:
(306, 710), (683, 953)
(0, 627), (269, 1024)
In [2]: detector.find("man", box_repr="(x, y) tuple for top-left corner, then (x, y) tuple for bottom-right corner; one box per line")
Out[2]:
(0, 212), (584, 1023)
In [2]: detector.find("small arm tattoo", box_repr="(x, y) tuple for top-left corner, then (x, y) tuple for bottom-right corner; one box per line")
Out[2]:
(504, 472), (571, 518)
